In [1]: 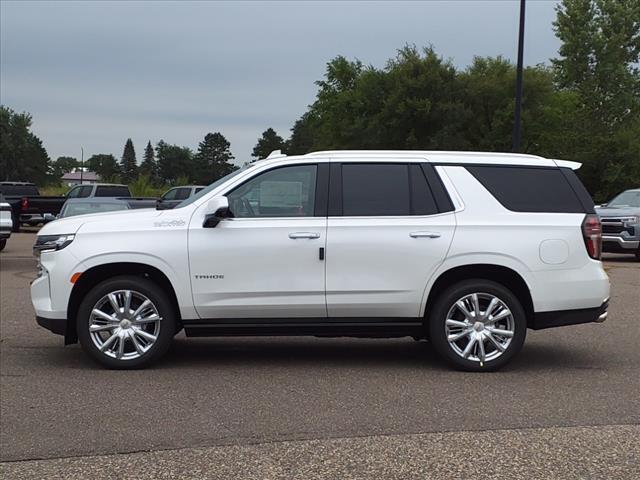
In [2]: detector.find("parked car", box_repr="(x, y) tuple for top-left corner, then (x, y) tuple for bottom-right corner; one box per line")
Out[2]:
(31, 150), (609, 371)
(156, 185), (205, 210)
(65, 183), (132, 199)
(595, 188), (640, 260)
(58, 198), (132, 219)
(0, 195), (12, 251)
(0, 182), (67, 231)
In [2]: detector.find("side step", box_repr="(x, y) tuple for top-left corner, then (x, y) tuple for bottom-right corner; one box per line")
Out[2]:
(182, 318), (424, 338)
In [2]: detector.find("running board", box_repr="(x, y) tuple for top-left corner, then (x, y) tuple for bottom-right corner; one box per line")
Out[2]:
(182, 318), (424, 338)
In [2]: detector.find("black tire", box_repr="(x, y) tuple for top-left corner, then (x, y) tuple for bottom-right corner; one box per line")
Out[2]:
(11, 214), (20, 233)
(635, 249), (640, 262)
(77, 275), (177, 369)
(428, 279), (527, 372)
(0, 239), (6, 251)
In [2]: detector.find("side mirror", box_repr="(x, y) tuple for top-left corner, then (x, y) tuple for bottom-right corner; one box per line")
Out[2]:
(203, 197), (230, 228)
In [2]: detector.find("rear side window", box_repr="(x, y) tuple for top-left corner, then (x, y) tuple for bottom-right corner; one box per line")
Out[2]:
(0, 184), (39, 196)
(95, 186), (131, 197)
(342, 164), (410, 216)
(466, 166), (588, 213)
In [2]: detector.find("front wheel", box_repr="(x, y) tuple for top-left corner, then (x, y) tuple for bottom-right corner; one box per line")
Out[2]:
(428, 280), (527, 372)
(77, 276), (177, 369)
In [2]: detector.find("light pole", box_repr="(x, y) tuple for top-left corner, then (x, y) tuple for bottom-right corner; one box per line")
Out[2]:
(512, 0), (526, 152)
(80, 147), (84, 184)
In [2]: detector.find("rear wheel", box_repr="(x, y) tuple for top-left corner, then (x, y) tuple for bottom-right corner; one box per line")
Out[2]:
(11, 214), (20, 232)
(77, 276), (176, 369)
(0, 239), (6, 251)
(429, 280), (526, 372)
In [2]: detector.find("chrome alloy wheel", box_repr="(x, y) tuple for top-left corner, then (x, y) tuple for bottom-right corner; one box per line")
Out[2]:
(89, 290), (162, 360)
(445, 292), (515, 365)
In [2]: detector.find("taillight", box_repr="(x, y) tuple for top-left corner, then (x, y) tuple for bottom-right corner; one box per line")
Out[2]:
(582, 214), (602, 260)
(21, 197), (29, 209)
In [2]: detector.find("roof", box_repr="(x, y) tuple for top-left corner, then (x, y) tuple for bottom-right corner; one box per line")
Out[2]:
(62, 172), (100, 181)
(261, 150), (579, 169)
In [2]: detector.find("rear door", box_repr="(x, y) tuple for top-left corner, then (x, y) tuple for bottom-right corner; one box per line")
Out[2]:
(325, 160), (456, 317)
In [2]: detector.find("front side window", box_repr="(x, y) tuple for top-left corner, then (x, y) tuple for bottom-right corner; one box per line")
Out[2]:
(162, 188), (178, 200)
(227, 165), (317, 218)
(66, 186), (81, 198)
(78, 186), (92, 198)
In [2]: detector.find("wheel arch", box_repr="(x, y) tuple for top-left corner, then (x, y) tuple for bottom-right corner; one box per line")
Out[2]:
(422, 263), (535, 328)
(66, 262), (181, 344)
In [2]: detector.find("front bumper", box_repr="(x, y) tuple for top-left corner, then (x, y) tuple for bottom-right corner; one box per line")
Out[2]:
(36, 316), (67, 336)
(602, 235), (639, 252)
(530, 300), (609, 330)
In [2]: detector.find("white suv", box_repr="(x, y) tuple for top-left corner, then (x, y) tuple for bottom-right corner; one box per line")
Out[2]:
(31, 151), (610, 371)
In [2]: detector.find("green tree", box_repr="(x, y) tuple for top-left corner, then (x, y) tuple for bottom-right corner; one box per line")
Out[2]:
(119, 138), (138, 184)
(252, 128), (287, 160)
(156, 140), (194, 184)
(86, 154), (120, 181)
(552, 0), (640, 198)
(0, 105), (51, 184)
(193, 132), (237, 184)
(50, 156), (79, 181)
(139, 141), (159, 183)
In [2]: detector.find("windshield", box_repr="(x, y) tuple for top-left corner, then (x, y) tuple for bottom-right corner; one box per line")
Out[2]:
(61, 202), (129, 218)
(174, 166), (249, 208)
(608, 190), (640, 208)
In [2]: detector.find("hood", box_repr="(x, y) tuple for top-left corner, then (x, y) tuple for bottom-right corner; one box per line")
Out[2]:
(38, 208), (163, 236)
(595, 206), (640, 218)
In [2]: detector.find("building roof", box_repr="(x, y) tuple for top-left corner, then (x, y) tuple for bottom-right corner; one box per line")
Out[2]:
(62, 171), (100, 181)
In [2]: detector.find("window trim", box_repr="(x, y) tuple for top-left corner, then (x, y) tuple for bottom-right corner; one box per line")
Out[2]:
(224, 163), (327, 219)
(329, 162), (454, 218)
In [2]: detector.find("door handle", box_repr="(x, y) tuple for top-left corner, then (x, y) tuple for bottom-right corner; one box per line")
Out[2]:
(409, 231), (441, 238)
(288, 232), (321, 239)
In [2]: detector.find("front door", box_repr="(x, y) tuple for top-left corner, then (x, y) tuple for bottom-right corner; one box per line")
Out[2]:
(189, 163), (327, 318)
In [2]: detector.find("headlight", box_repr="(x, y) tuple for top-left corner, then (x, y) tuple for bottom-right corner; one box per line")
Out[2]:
(33, 234), (75, 257)
(620, 216), (639, 226)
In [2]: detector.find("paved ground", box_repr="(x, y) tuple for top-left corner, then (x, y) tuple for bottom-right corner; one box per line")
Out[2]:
(1, 232), (639, 478)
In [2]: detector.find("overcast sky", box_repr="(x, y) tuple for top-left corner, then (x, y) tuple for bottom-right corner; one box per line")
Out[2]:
(1, 0), (561, 166)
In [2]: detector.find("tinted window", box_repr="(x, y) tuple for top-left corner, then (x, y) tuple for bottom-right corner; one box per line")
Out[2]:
(228, 165), (317, 218)
(342, 164), (410, 216)
(66, 186), (81, 198)
(466, 166), (587, 213)
(174, 188), (191, 200)
(409, 164), (438, 215)
(162, 188), (178, 200)
(608, 190), (640, 208)
(0, 184), (39, 196)
(195, 187), (204, 193)
(78, 186), (92, 198)
(95, 186), (131, 197)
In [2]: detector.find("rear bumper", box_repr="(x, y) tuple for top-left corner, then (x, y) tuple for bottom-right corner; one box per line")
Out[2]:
(530, 300), (609, 330)
(602, 235), (639, 252)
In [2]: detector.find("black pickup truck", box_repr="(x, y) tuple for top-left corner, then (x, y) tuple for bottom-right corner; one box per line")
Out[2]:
(0, 182), (157, 232)
(0, 182), (66, 232)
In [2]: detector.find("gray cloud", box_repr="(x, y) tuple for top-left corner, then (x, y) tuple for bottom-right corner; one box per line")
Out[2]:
(1, 0), (560, 165)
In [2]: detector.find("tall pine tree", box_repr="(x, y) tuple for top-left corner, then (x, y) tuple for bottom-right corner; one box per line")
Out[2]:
(139, 140), (158, 183)
(251, 128), (287, 160)
(120, 138), (138, 184)
(193, 132), (237, 184)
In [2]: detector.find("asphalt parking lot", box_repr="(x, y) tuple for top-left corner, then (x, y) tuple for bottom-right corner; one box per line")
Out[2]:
(1, 231), (639, 479)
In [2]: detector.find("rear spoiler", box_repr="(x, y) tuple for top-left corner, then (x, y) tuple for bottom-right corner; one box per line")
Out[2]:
(553, 159), (582, 170)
